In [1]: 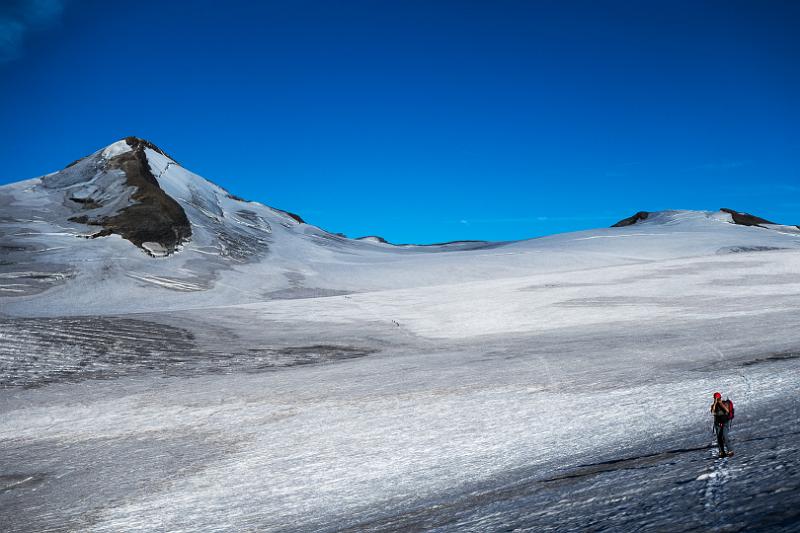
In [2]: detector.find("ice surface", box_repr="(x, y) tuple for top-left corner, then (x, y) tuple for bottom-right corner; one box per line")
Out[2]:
(2, 246), (799, 531)
(1, 140), (800, 531)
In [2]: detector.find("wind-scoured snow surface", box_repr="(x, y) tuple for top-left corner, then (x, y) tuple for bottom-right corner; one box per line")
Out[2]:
(2, 140), (800, 532)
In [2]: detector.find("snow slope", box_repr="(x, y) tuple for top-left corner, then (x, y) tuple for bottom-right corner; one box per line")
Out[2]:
(2, 138), (799, 317)
(2, 138), (800, 532)
(2, 248), (800, 532)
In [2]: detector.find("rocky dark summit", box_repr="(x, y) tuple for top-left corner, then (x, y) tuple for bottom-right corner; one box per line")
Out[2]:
(95, 138), (191, 254)
(719, 208), (776, 227)
(613, 208), (795, 230)
(53, 137), (191, 256)
(611, 211), (650, 227)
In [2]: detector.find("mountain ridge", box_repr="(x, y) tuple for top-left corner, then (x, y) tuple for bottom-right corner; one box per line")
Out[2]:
(6, 137), (797, 252)
(2, 137), (800, 318)
(612, 207), (795, 230)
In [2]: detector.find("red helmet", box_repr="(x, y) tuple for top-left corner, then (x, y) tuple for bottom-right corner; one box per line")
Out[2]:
(713, 392), (722, 399)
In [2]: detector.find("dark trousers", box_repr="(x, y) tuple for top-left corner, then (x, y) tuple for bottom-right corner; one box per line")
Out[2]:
(714, 421), (730, 454)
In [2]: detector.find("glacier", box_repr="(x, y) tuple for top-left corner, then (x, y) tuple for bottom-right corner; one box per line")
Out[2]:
(1, 138), (799, 531)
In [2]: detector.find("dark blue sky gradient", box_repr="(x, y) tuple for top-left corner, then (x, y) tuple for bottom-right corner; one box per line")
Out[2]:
(1, 0), (798, 243)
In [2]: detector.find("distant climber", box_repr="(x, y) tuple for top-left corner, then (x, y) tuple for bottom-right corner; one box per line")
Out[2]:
(710, 392), (734, 458)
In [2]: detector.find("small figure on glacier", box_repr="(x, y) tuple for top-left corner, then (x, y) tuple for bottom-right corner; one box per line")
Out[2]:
(710, 392), (734, 458)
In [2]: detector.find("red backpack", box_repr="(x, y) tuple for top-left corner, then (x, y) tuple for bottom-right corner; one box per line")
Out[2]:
(724, 399), (735, 421)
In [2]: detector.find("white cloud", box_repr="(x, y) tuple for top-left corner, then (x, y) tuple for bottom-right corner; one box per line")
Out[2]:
(0, 0), (67, 63)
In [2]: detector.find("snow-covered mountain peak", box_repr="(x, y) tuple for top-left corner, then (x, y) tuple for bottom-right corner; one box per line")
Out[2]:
(17, 136), (305, 259)
(2, 139), (800, 316)
(37, 136), (191, 256)
(612, 208), (795, 231)
(116, 136), (177, 162)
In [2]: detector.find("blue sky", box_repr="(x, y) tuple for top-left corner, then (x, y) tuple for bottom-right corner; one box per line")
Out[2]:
(1, 0), (798, 243)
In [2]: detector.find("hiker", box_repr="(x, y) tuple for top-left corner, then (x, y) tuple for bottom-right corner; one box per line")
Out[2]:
(710, 392), (734, 458)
